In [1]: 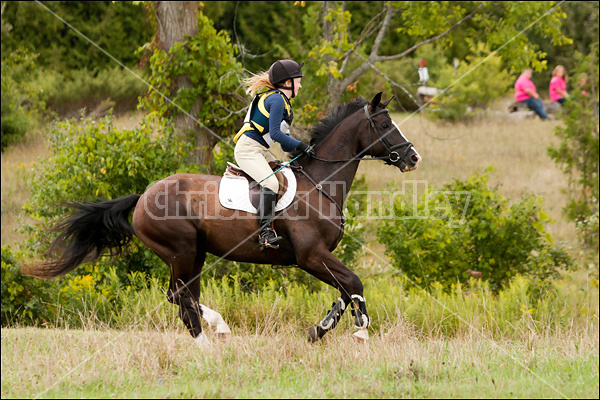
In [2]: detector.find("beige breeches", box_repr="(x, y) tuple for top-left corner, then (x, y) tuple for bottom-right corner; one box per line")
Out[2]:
(234, 134), (279, 192)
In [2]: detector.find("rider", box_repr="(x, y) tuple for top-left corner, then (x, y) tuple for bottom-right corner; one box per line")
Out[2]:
(233, 59), (315, 250)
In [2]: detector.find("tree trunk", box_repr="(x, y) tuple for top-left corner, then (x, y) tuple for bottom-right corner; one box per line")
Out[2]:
(323, 1), (344, 111)
(156, 1), (216, 168)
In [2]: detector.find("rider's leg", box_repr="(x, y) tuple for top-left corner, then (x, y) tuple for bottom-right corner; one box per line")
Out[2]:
(257, 185), (283, 249)
(234, 135), (282, 249)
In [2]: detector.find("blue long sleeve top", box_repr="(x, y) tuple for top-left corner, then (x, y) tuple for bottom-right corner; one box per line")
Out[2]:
(243, 93), (301, 153)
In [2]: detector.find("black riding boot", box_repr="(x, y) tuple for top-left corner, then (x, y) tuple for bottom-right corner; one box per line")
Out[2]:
(258, 187), (283, 250)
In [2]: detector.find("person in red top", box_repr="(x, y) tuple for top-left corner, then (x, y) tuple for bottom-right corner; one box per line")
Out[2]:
(514, 69), (551, 120)
(549, 65), (569, 105)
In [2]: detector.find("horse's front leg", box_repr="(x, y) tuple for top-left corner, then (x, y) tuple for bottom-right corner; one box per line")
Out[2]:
(297, 248), (371, 343)
(199, 304), (232, 339)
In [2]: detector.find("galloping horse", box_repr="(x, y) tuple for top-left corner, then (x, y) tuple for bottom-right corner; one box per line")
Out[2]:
(23, 92), (421, 344)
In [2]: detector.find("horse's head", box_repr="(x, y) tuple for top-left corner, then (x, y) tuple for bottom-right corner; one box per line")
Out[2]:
(360, 92), (421, 172)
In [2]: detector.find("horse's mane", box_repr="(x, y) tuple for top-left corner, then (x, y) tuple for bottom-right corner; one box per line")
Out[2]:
(288, 97), (368, 158)
(309, 97), (368, 147)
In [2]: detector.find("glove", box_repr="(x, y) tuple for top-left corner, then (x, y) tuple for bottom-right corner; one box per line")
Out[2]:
(297, 142), (316, 157)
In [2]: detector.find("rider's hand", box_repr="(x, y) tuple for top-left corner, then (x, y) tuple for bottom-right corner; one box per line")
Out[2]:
(297, 142), (315, 157)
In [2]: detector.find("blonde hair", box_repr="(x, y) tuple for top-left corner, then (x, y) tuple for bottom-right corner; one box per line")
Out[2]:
(552, 65), (568, 82)
(243, 71), (275, 96)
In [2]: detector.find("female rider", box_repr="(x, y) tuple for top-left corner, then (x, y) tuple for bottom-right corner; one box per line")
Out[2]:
(233, 59), (314, 250)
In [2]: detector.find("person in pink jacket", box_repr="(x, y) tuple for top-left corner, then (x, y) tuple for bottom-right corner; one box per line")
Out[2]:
(549, 65), (569, 105)
(514, 69), (551, 120)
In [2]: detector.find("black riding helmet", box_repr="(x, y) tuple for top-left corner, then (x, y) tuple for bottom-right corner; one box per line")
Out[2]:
(268, 59), (304, 98)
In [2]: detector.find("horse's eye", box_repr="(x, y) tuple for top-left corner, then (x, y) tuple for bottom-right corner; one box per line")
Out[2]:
(382, 122), (389, 129)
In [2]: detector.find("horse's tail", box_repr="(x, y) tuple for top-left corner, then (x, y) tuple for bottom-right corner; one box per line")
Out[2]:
(21, 194), (141, 279)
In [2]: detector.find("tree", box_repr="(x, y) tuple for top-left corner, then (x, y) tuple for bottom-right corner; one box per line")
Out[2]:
(139, 1), (245, 168)
(307, 1), (571, 110)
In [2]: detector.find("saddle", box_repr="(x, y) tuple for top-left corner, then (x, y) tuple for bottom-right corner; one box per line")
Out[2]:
(220, 161), (296, 213)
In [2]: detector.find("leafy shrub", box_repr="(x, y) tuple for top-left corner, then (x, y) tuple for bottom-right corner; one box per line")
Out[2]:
(429, 43), (513, 122)
(22, 113), (194, 280)
(548, 48), (599, 251)
(1, 245), (56, 326)
(138, 11), (245, 138)
(1, 49), (43, 150)
(376, 169), (573, 292)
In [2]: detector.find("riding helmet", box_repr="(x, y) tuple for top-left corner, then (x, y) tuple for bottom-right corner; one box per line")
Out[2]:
(268, 59), (304, 86)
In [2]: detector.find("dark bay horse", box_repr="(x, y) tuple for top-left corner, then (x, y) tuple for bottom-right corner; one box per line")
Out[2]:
(22, 92), (421, 345)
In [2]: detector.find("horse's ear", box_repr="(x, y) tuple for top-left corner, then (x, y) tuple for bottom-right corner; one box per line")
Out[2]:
(381, 96), (394, 108)
(370, 92), (383, 110)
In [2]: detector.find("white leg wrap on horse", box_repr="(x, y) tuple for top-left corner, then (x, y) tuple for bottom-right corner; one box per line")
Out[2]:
(200, 304), (231, 334)
(353, 328), (369, 343)
(195, 331), (211, 348)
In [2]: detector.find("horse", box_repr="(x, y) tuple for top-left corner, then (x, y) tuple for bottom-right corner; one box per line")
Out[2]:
(22, 92), (421, 345)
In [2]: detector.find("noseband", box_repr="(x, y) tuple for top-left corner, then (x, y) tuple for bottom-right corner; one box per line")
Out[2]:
(363, 105), (414, 165)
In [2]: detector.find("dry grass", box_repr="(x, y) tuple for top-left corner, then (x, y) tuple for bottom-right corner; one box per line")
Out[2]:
(1, 130), (51, 245)
(1, 323), (597, 398)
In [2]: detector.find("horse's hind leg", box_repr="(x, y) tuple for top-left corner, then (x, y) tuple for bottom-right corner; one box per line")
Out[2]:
(165, 249), (209, 347)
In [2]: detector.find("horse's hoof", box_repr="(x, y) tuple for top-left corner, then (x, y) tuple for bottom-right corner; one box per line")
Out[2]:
(352, 328), (369, 343)
(308, 325), (326, 343)
(195, 332), (211, 348)
(216, 331), (231, 341)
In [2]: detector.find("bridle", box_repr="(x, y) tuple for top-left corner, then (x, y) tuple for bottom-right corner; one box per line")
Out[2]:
(363, 105), (414, 165)
(290, 104), (417, 242)
(308, 105), (415, 165)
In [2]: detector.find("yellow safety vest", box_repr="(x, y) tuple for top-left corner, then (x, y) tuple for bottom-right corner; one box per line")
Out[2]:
(233, 90), (292, 143)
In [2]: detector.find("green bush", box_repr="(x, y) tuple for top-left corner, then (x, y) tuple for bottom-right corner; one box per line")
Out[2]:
(376, 169), (573, 292)
(22, 113), (196, 280)
(1, 49), (43, 150)
(1, 245), (56, 326)
(548, 48), (599, 251)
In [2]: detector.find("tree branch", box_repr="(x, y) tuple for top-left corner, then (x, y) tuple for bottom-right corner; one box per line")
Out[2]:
(337, 2), (394, 89)
(373, 3), (483, 62)
(354, 51), (420, 107)
(339, 6), (386, 74)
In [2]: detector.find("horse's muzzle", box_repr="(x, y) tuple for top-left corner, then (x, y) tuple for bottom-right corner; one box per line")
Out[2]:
(401, 152), (421, 172)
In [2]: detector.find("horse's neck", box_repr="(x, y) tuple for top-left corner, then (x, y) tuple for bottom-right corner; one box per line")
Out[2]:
(301, 118), (361, 205)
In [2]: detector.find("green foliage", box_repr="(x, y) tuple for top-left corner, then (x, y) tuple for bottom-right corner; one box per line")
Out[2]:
(1, 1), (152, 73)
(548, 47), (599, 250)
(377, 169), (573, 292)
(22, 113), (191, 279)
(429, 43), (513, 122)
(138, 10), (245, 139)
(1, 245), (56, 326)
(1, 49), (43, 150)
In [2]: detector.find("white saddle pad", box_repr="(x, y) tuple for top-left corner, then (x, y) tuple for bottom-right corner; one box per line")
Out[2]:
(219, 164), (297, 214)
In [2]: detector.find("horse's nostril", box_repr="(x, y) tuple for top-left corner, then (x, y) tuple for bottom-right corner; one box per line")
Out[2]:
(411, 154), (419, 163)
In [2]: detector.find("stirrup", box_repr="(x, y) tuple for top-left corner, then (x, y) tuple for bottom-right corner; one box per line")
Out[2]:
(258, 229), (282, 250)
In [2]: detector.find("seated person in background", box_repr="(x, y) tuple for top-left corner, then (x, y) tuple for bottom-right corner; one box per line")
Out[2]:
(549, 65), (569, 105)
(514, 69), (551, 120)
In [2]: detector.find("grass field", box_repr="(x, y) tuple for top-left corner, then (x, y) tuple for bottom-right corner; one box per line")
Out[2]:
(1, 325), (598, 398)
(1, 104), (598, 398)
